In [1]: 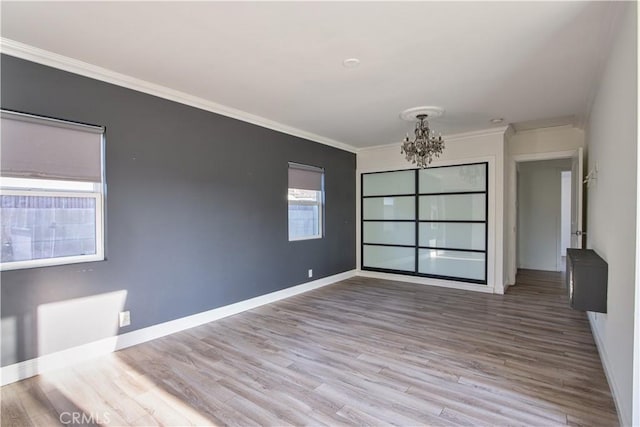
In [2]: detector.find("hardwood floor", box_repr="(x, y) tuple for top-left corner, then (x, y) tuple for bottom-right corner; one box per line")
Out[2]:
(1, 270), (618, 426)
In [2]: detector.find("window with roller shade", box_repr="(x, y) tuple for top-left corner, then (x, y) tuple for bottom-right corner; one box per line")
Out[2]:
(0, 110), (105, 270)
(361, 162), (488, 284)
(288, 162), (324, 241)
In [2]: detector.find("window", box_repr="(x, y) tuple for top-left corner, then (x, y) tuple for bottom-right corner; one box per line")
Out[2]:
(0, 110), (105, 270)
(361, 163), (488, 284)
(288, 162), (324, 241)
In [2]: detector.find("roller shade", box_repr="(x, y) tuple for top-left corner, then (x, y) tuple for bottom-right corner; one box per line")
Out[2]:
(288, 162), (323, 191)
(1, 110), (104, 182)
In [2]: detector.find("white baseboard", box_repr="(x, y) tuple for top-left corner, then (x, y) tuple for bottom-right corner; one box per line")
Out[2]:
(1, 270), (356, 386)
(588, 312), (628, 426)
(356, 270), (495, 294)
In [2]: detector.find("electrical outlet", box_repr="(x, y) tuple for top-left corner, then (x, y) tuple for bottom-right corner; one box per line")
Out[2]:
(119, 311), (131, 328)
(308, 269), (313, 278)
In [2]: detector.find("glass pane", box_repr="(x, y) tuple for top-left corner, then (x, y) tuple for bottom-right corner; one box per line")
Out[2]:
(419, 249), (485, 281)
(363, 245), (415, 272)
(419, 163), (486, 193)
(288, 201), (321, 240)
(363, 222), (414, 246)
(362, 170), (414, 196)
(0, 195), (96, 263)
(419, 222), (485, 250)
(419, 194), (485, 221)
(363, 196), (415, 220)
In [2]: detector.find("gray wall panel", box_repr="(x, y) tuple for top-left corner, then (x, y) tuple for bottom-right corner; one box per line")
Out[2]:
(0, 55), (356, 366)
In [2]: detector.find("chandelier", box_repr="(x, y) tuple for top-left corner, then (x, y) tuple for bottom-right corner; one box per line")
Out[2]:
(400, 112), (445, 168)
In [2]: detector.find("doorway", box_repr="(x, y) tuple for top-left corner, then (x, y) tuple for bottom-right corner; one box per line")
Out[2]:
(516, 159), (572, 272)
(507, 148), (585, 286)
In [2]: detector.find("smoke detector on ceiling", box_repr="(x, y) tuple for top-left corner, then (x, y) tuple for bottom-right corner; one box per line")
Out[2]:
(342, 58), (361, 68)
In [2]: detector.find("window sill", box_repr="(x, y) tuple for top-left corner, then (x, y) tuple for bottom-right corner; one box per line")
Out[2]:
(288, 235), (323, 242)
(1, 254), (105, 271)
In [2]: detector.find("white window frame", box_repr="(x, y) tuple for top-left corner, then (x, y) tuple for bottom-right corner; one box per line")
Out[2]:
(0, 187), (104, 271)
(288, 190), (324, 241)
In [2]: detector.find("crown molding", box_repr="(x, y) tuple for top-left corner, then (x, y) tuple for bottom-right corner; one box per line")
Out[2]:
(444, 125), (509, 142)
(0, 38), (358, 154)
(512, 123), (581, 135)
(357, 125), (509, 153)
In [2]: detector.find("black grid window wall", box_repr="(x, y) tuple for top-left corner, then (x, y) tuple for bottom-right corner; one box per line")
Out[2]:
(361, 162), (488, 285)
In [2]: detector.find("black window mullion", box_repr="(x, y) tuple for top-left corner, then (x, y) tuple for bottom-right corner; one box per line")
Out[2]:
(415, 169), (419, 274)
(363, 243), (415, 249)
(418, 190), (486, 196)
(418, 219), (486, 223)
(362, 219), (415, 222)
(362, 193), (414, 199)
(360, 172), (363, 271)
(418, 246), (486, 253)
(484, 163), (489, 283)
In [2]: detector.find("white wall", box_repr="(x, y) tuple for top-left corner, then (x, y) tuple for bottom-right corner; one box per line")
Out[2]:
(518, 162), (558, 271)
(585, 3), (637, 425)
(517, 159), (570, 271)
(561, 171), (572, 257)
(357, 128), (507, 294)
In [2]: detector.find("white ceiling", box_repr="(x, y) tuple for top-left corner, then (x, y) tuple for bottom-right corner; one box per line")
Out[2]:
(0, 1), (623, 149)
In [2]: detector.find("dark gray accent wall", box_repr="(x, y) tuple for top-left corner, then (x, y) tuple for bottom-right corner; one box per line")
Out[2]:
(0, 55), (356, 366)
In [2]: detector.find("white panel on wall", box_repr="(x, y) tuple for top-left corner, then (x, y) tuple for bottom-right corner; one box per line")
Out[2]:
(419, 222), (485, 250)
(363, 196), (415, 220)
(363, 245), (415, 271)
(419, 163), (486, 193)
(363, 222), (415, 246)
(418, 249), (485, 280)
(362, 170), (414, 196)
(419, 194), (486, 221)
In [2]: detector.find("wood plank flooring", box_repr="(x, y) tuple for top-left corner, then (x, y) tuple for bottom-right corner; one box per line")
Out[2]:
(1, 270), (618, 426)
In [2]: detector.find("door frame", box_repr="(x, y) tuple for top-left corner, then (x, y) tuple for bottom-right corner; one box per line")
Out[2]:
(507, 150), (578, 285)
(559, 170), (574, 269)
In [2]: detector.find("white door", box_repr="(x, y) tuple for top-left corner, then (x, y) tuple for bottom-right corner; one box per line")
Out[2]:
(570, 147), (584, 249)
